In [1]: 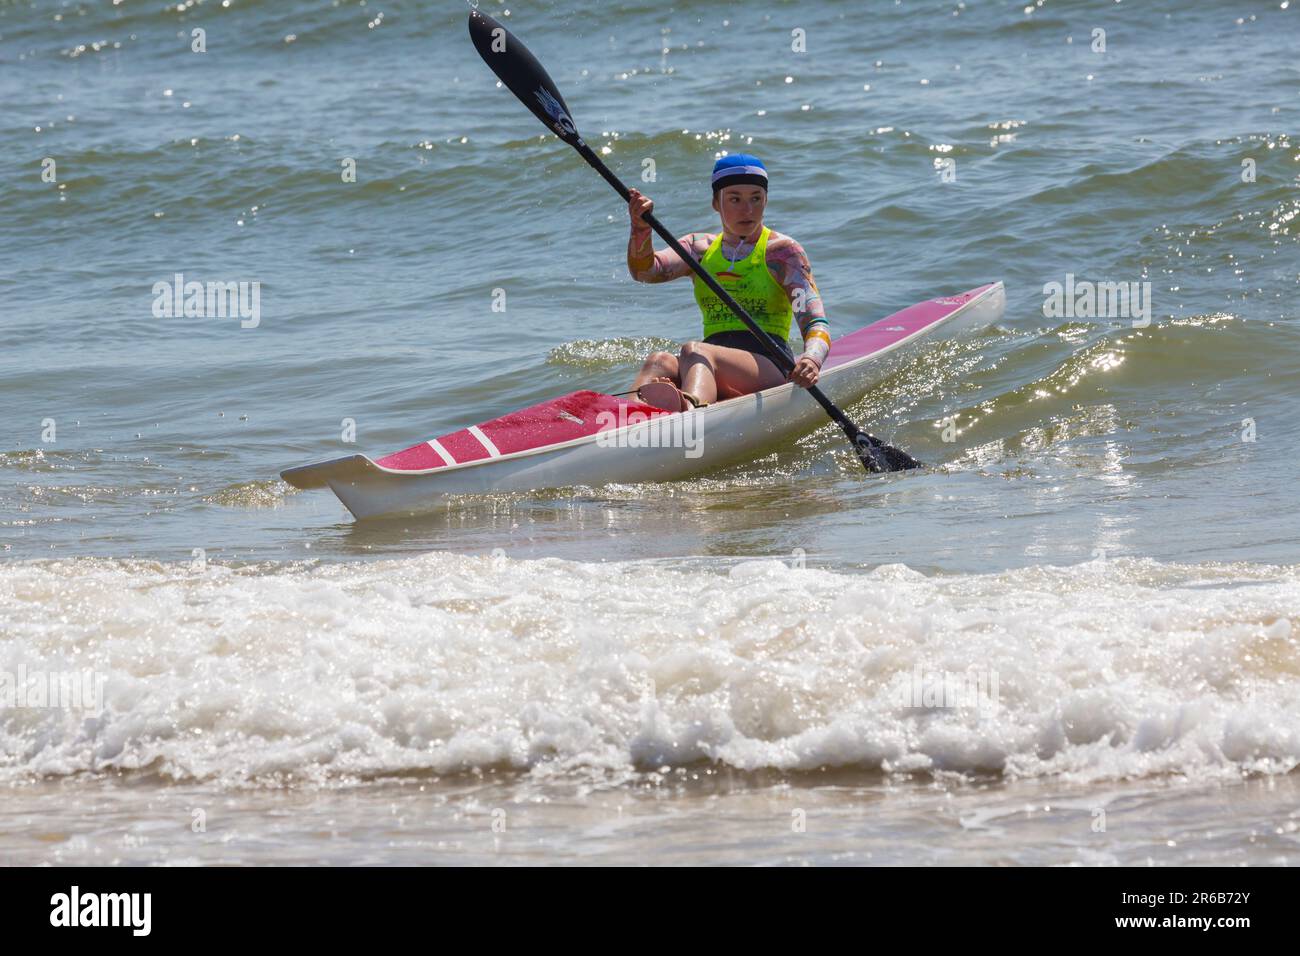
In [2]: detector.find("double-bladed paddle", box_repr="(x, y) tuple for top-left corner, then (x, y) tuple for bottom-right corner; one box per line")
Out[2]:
(467, 10), (921, 473)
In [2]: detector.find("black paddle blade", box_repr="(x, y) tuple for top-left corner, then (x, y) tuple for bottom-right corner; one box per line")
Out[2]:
(852, 430), (923, 473)
(468, 10), (580, 144)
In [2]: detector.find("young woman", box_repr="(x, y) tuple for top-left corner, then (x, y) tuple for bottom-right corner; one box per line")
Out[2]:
(626, 153), (832, 412)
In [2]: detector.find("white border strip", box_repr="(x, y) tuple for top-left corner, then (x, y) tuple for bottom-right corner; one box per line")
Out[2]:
(712, 164), (767, 185)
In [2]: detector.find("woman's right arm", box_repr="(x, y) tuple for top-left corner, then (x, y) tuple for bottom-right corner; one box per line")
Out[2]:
(627, 188), (704, 283)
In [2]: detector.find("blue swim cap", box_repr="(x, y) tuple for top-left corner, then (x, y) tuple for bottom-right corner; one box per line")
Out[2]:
(711, 154), (768, 194)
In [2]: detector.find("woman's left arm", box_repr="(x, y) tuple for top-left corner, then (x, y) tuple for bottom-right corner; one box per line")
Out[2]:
(770, 238), (830, 388)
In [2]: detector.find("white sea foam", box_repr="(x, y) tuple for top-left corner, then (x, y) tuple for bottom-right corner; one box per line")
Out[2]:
(1, 555), (1297, 787)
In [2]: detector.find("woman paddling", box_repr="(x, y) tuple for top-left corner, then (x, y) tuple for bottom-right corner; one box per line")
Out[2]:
(626, 154), (831, 412)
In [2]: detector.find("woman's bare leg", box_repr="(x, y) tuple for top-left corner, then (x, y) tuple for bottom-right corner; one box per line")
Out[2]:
(632, 350), (680, 390)
(678, 341), (786, 404)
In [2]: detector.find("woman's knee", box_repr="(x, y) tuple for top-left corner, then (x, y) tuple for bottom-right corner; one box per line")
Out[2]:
(644, 350), (676, 368)
(679, 341), (713, 365)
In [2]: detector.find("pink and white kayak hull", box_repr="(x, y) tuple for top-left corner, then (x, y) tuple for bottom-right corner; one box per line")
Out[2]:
(281, 282), (1005, 518)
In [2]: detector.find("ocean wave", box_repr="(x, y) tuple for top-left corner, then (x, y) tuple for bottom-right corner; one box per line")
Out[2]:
(2, 553), (1297, 787)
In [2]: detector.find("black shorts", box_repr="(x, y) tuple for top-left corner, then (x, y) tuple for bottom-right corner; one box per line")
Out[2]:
(703, 329), (794, 361)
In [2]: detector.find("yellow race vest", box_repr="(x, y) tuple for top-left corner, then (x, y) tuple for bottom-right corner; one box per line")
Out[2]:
(691, 227), (794, 340)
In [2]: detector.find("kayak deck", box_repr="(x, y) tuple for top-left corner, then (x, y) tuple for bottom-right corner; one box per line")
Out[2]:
(281, 390), (671, 491)
(281, 281), (1006, 515)
(374, 390), (670, 475)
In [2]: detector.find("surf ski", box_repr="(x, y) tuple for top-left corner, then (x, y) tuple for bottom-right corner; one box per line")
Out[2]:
(281, 281), (1005, 519)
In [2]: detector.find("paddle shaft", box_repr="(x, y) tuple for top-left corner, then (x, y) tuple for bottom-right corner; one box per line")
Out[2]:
(464, 7), (912, 471)
(572, 141), (869, 443)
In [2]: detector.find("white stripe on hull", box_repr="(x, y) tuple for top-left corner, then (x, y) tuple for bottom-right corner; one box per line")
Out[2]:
(467, 425), (502, 458)
(426, 439), (455, 466)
